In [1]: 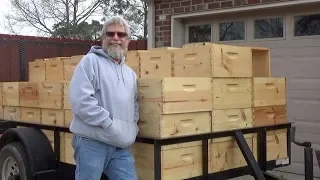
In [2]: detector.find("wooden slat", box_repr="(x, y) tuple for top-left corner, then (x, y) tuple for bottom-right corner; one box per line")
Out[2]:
(253, 129), (288, 161)
(131, 141), (203, 180)
(174, 43), (253, 77)
(212, 78), (252, 109)
(19, 82), (40, 108)
(212, 108), (253, 132)
(138, 77), (212, 114)
(3, 106), (21, 121)
(209, 135), (254, 173)
(63, 81), (70, 110)
(39, 81), (63, 109)
(41, 108), (64, 127)
(138, 111), (211, 138)
(63, 55), (83, 81)
(20, 107), (41, 124)
(139, 50), (174, 78)
(253, 105), (287, 127)
(28, 60), (46, 82)
(2, 82), (20, 106)
(253, 77), (286, 107)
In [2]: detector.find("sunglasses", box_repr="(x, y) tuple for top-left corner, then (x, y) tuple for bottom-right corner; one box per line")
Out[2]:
(106, 31), (127, 38)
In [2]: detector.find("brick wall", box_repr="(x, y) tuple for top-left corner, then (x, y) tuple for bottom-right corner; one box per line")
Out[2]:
(154, 0), (293, 47)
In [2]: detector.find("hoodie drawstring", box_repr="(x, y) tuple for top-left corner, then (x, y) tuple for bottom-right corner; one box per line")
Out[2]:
(121, 66), (125, 85)
(114, 63), (120, 80)
(113, 61), (125, 86)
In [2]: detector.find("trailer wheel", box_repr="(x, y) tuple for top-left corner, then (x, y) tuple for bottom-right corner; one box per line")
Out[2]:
(0, 142), (33, 180)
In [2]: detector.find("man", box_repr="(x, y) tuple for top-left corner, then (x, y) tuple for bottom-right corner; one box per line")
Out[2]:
(69, 16), (139, 180)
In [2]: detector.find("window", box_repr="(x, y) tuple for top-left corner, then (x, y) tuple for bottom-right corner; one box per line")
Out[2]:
(188, 24), (211, 43)
(254, 17), (284, 39)
(294, 13), (320, 36)
(219, 21), (245, 41)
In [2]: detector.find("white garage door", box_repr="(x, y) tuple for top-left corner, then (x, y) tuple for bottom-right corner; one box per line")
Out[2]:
(183, 4), (320, 177)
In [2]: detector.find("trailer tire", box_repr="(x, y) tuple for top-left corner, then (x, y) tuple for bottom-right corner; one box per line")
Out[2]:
(0, 142), (33, 180)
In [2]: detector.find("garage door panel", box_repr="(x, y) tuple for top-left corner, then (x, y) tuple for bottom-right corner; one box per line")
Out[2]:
(270, 58), (289, 77)
(287, 90), (320, 123)
(288, 78), (320, 90)
(271, 47), (320, 84)
(247, 38), (320, 48)
(289, 55), (320, 75)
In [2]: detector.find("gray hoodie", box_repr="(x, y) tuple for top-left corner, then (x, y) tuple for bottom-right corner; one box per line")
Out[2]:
(69, 45), (139, 148)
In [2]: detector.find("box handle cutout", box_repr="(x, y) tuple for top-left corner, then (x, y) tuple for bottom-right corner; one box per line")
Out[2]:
(181, 153), (194, 164)
(227, 83), (238, 91)
(150, 56), (161, 61)
(182, 84), (196, 92)
(50, 64), (58, 68)
(137, 121), (147, 128)
(184, 53), (197, 61)
(42, 82), (53, 89)
(265, 83), (276, 88)
(227, 115), (239, 122)
(180, 119), (193, 127)
(266, 112), (275, 118)
(27, 112), (34, 117)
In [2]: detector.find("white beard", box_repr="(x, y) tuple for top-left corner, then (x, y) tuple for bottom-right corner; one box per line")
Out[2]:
(106, 44), (125, 59)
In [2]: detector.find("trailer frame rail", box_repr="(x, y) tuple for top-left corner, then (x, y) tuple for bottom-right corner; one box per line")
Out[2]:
(135, 122), (292, 180)
(0, 120), (293, 180)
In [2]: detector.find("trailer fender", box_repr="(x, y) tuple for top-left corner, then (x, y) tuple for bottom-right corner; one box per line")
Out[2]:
(0, 127), (56, 176)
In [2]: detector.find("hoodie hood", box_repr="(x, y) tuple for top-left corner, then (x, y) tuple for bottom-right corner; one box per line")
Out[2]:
(88, 45), (126, 65)
(88, 45), (126, 83)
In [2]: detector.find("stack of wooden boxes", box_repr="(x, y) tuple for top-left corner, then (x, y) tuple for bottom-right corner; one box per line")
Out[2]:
(0, 42), (288, 179)
(0, 55), (84, 165)
(127, 42), (288, 180)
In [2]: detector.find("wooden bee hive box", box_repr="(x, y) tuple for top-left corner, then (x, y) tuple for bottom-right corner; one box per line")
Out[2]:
(253, 105), (287, 127)
(180, 43), (271, 77)
(39, 81), (63, 109)
(41, 108), (64, 127)
(0, 105), (3, 119)
(212, 108), (253, 132)
(63, 132), (75, 165)
(28, 60), (46, 82)
(138, 77), (212, 114)
(63, 81), (70, 110)
(209, 135), (255, 173)
(3, 106), (21, 121)
(125, 50), (147, 78)
(131, 141), (204, 180)
(20, 107), (41, 124)
(45, 57), (70, 81)
(139, 50), (174, 78)
(253, 77), (286, 107)
(2, 82), (20, 106)
(64, 55), (83, 81)
(64, 110), (73, 127)
(19, 82), (39, 108)
(173, 44), (253, 77)
(253, 129), (288, 161)
(138, 110), (211, 138)
(212, 78), (252, 109)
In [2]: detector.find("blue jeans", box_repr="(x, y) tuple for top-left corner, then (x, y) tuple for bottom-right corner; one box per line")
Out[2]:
(71, 134), (138, 180)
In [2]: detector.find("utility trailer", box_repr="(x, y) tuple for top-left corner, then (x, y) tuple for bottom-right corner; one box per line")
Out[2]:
(0, 119), (316, 180)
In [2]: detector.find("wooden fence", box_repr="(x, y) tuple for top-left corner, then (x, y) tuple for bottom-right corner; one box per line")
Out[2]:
(0, 34), (147, 82)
